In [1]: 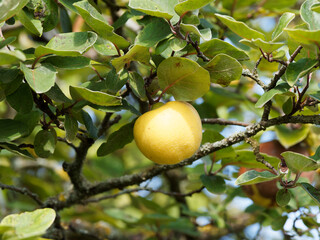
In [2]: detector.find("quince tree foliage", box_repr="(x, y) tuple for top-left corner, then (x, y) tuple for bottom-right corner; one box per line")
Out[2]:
(2, 0), (320, 239)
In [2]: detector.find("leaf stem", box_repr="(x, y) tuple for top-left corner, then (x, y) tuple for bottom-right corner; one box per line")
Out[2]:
(32, 54), (48, 69)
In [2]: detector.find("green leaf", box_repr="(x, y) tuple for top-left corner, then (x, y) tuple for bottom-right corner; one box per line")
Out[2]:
(215, 13), (265, 40)
(200, 174), (226, 194)
(282, 97), (293, 115)
(272, 12), (295, 41)
(0, 142), (33, 158)
(204, 54), (242, 87)
(271, 216), (288, 231)
(221, 150), (281, 169)
(196, 39), (249, 61)
(155, 39), (172, 58)
(299, 182), (320, 206)
(97, 120), (135, 156)
(281, 151), (319, 172)
(6, 83), (33, 114)
(240, 38), (284, 53)
(0, 49), (26, 65)
(41, 56), (91, 69)
(35, 31), (97, 57)
(221, 0), (257, 10)
(275, 125), (310, 148)
(81, 110), (98, 139)
(59, 0), (80, 12)
(65, 114), (78, 141)
(285, 58), (318, 86)
(163, 218), (200, 237)
(129, 72), (147, 100)
(301, 0), (320, 30)
(0, 68), (22, 96)
(0, 36), (16, 49)
(136, 18), (172, 47)
(311, 145), (320, 160)
(129, 0), (179, 19)
(284, 28), (320, 45)
(74, 0), (129, 49)
(263, 0), (296, 10)
(105, 68), (128, 94)
(45, 83), (72, 103)
(311, 3), (320, 13)
(93, 37), (119, 56)
(111, 45), (150, 72)
(14, 111), (41, 136)
(202, 130), (235, 159)
(69, 86), (121, 106)
(310, 91), (320, 102)
(34, 129), (57, 158)
(255, 83), (290, 108)
(112, 11), (134, 30)
(16, 8), (43, 36)
(235, 170), (279, 185)
(93, 99), (141, 116)
(0, 0), (29, 23)
(41, 0), (59, 32)
(276, 189), (291, 207)
(60, 5), (72, 33)
(141, 213), (176, 223)
(20, 62), (57, 93)
(0, 208), (56, 239)
(0, 225), (13, 234)
(174, 0), (213, 15)
(180, 24), (211, 41)
(169, 38), (187, 51)
(157, 57), (210, 101)
(0, 119), (29, 142)
(105, 208), (139, 223)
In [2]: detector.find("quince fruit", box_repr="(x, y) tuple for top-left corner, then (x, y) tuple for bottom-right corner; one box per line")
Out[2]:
(133, 101), (202, 165)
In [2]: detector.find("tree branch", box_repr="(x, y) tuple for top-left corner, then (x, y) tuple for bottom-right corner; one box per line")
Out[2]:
(44, 114), (320, 211)
(0, 182), (43, 206)
(202, 118), (249, 127)
(62, 137), (94, 193)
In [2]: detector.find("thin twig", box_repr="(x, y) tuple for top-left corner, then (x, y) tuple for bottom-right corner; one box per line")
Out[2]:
(166, 19), (210, 62)
(91, 66), (104, 81)
(97, 113), (121, 137)
(32, 91), (62, 128)
(245, 138), (279, 175)
(253, 56), (263, 76)
(242, 69), (266, 90)
(187, 34), (210, 62)
(289, 73), (311, 116)
(57, 137), (77, 150)
(0, 183), (43, 206)
(267, 46), (303, 91)
(261, 46), (303, 121)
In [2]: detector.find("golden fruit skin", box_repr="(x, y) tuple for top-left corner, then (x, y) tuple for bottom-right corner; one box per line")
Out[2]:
(133, 101), (202, 165)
